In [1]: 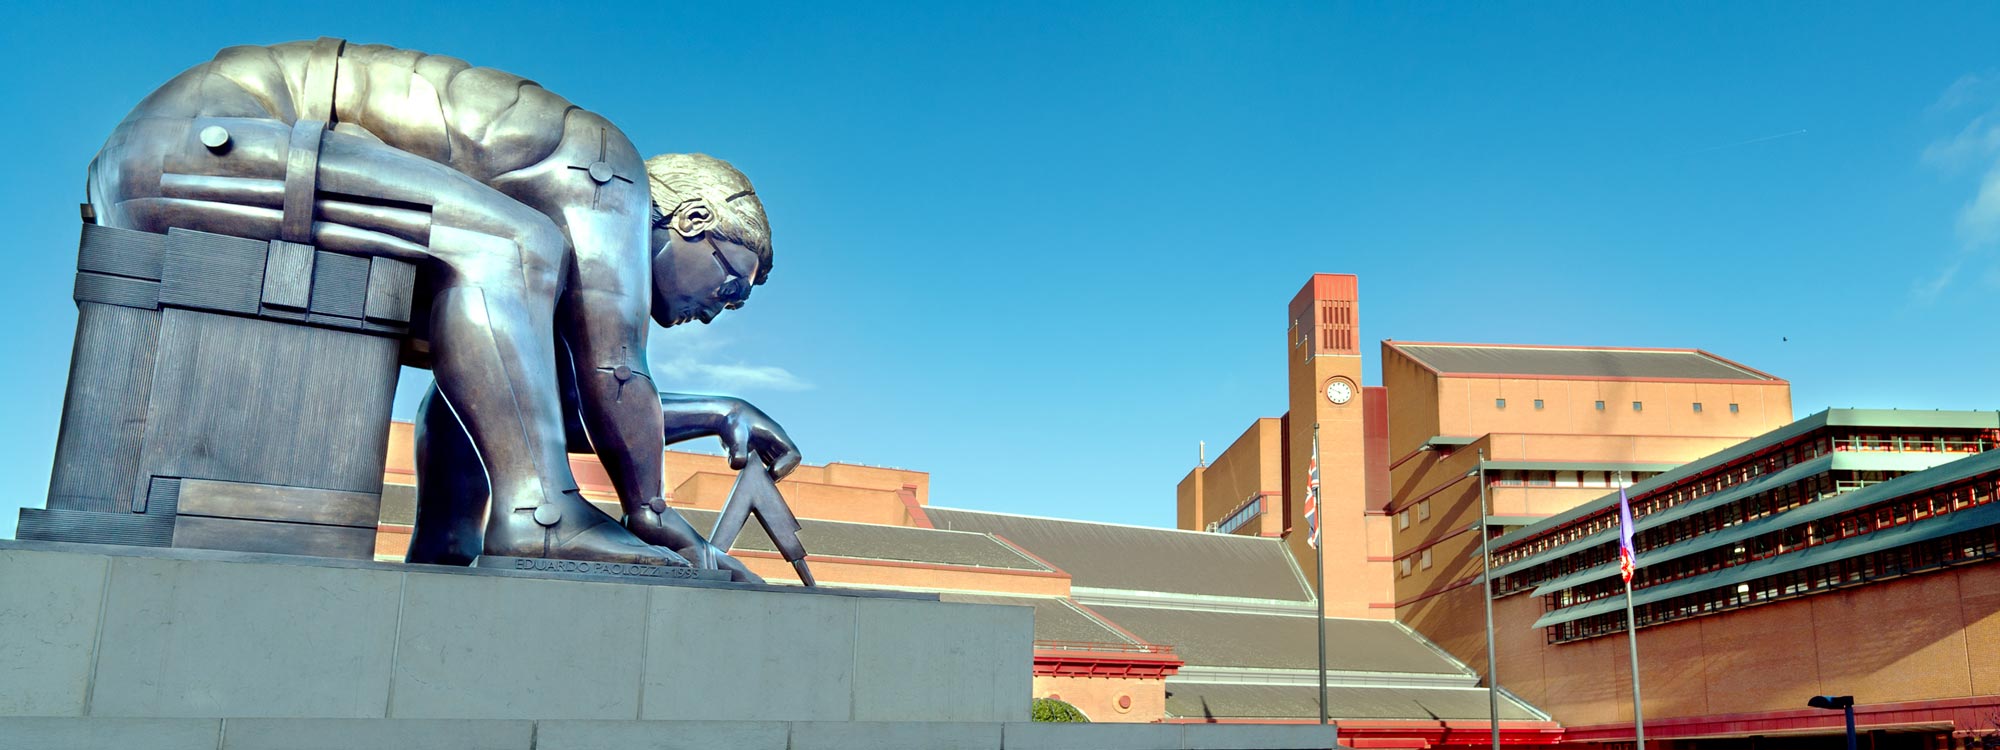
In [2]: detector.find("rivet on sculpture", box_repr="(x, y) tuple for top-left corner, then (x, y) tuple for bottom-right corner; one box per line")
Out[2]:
(29, 38), (809, 584)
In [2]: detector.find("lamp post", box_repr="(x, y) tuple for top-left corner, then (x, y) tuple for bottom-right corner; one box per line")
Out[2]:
(1808, 695), (1856, 750)
(1469, 450), (1499, 750)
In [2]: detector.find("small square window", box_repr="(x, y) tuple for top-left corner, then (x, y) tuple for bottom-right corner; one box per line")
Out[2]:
(1633, 401), (1644, 412)
(1534, 399), (1545, 410)
(1398, 511), (1410, 530)
(1399, 557), (1412, 577)
(1730, 403), (1740, 413)
(1595, 400), (1606, 411)
(1693, 402), (1704, 413)
(1417, 500), (1431, 521)
(1496, 398), (1507, 409)
(1420, 548), (1433, 570)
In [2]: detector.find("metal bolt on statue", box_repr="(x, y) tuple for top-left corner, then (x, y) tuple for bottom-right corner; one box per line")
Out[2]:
(86, 38), (809, 583)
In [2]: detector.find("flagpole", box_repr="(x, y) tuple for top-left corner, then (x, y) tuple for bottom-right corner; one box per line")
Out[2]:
(1478, 449), (1500, 750)
(1619, 471), (1646, 750)
(1314, 423), (1328, 726)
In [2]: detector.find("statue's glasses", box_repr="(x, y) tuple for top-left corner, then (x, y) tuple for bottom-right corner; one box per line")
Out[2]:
(713, 244), (757, 309)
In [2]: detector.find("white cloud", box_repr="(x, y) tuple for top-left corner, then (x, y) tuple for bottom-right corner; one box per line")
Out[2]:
(647, 322), (813, 394)
(1956, 163), (2000, 247)
(1917, 72), (2000, 300)
(1920, 113), (2000, 172)
(1929, 73), (1994, 117)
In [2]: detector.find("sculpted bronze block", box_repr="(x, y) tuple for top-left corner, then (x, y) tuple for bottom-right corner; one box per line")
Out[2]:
(28, 38), (811, 583)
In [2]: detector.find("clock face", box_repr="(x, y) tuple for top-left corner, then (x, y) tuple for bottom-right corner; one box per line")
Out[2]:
(1326, 379), (1354, 405)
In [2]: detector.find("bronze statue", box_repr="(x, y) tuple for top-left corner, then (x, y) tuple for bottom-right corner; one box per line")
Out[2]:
(85, 38), (801, 580)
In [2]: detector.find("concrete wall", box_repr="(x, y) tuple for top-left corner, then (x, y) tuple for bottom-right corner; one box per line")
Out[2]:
(0, 543), (1032, 724)
(0, 717), (1341, 750)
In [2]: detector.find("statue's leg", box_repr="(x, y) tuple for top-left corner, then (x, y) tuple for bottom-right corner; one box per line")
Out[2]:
(99, 116), (687, 566)
(406, 383), (487, 565)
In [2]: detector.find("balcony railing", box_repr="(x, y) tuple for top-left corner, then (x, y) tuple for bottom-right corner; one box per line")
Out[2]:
(1034, 639), (1177, 656)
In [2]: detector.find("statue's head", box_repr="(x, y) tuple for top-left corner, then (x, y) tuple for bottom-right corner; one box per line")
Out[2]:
(645, 154), (772, 326)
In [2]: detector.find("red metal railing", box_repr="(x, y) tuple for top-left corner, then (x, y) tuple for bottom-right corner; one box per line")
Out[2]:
(1034, 639), (1177, 656)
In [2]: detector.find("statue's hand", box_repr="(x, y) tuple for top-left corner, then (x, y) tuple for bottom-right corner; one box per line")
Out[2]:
(719, 399), (802, 478)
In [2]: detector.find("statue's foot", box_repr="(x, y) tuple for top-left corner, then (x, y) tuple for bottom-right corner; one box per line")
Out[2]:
(624, 512), (765, 583)
(486, 491), (692, 567)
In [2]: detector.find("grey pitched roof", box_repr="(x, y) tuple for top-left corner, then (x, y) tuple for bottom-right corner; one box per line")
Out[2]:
(674, 508), (1053, 572)
(1388, 343), (1775, 381)
(936, 593), (1135, 645)
(380, 483), (1052, 571)
(926, 507), (1314, 602)
(1087, 605), (1465, 674)
(1165, 683), (1542, 721)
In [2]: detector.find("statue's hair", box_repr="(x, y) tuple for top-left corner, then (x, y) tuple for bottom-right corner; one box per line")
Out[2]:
(645, 153), (772, 284)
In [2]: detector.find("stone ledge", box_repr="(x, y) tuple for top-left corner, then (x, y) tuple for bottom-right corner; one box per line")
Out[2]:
(0, 718), (1344, 750)
(0, 543), (1013, 724)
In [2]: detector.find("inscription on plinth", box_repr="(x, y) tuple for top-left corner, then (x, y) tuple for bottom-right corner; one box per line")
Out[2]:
(476, 556), (733, 583)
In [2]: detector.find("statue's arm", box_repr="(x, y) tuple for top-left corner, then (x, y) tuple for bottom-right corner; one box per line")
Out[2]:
(661, 393), (802, 477)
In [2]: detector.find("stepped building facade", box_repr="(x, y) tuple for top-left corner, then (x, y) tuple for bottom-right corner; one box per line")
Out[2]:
(342, 272), (2000, 748)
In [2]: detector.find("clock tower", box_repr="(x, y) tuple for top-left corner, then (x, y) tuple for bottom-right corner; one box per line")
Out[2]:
(1285, 274), (1378, 617)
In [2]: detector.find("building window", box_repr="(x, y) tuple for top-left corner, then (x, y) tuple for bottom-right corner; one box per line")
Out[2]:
(1633, 401), (1644, 412)
(1398, 511), (1410, 530)
(1399, 557), (1412, 577)
(1417, 500), (1431, 521)
(1534, 399), (1545, 410)
(1496, 398), (1506, 409)
(1215, 496), (1263, 535)
(1693, 402), (1704, 413)
(1595, 400), (1606, 411)
(1420, 548), (1433, 570)
(1730, 403), (1740, 413)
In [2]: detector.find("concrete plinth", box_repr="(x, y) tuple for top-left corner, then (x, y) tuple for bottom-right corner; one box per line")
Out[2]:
(0, 718), (1341, 749)
(0, 541), (1339, 749)
(0, 540), (1029, 724)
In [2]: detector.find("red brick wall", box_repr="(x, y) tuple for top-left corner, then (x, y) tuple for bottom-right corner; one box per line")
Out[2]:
(1493, 561), (2000, 726)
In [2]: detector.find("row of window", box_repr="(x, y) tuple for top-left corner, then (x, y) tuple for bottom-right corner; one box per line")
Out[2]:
(1542, 471), (1998, 611)
(1497, 468), (1911, 599)
(1488, 428), (1999, 569)
(1394, 498), (1433, 531)
(1495, 399), (1741, 414)
(1546, 522), (2000, 643)
(1397, 547), (1434, 577)
(1211, 495), (1264, 535)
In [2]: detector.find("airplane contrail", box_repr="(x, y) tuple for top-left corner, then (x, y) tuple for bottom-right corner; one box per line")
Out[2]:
(1684, 129), (1808, 155)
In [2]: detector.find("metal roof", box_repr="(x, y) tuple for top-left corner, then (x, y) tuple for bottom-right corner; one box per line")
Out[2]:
(1164, 682), (1543, 721)
(1492, 409), (2000, 551)
(675, 508), (1054, 572)
(1086, 605), (1466, 674)
(927, 507), (1315, 602)
(1388, 343), (1776, 381)
(936, 593), (1135, 645)
(1534, 470), (2000, 629)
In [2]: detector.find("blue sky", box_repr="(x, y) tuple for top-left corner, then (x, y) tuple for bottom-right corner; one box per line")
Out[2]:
(3, 2), (1998, 537)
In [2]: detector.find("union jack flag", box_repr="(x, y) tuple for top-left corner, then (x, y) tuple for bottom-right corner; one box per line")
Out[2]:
(1305, 431), (1321, 549)
(1617, 478), (1638, 584)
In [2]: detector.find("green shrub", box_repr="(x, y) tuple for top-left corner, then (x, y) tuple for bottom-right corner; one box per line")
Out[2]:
(1032, 697), (1089, 723)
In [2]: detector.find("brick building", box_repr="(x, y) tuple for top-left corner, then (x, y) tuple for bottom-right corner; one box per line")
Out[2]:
(1173, 273), (2000, 748)
(1487, 410), (2000, 749)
